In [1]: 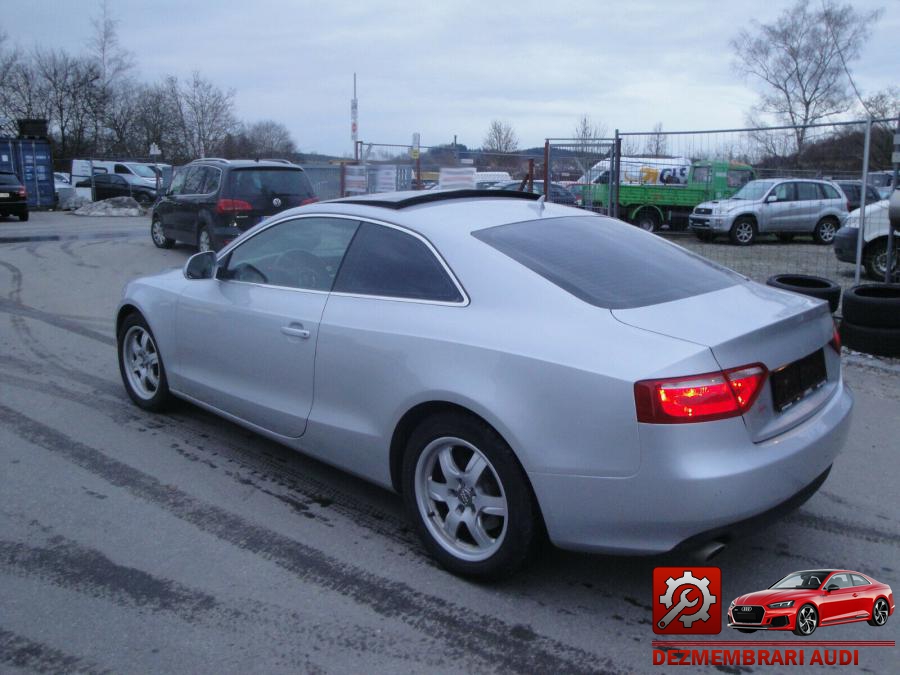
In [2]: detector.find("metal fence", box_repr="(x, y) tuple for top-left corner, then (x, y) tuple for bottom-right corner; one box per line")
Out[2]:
(547, 117), (899, 288)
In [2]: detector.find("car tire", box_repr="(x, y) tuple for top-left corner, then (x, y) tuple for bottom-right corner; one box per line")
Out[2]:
(766, 274), (841, 313)
(839, 320), (900, 357)
(863, 239), (899, 281)
(867, 597), (890, 627)
(813, 217), (839, 245)
(150, 217), (175, 249)
(793, 603), (818, 636)
(136, 193), (153, 207)
(634, 208), (660, 233)
(695, 231), (715, 242)
(776, 233), (795, 243)
(401, 411), (539, 579)
(729, 218), (756, 246)
(197, 225), (213, 253)
(841, 284), (900, 329)
(117, 313), (171, 412)
(19, 211), (29, 222)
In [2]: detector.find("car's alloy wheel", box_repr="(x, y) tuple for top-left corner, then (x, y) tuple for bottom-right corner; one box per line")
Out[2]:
(864, 240), (899, 280)
(730, 219), (755, 245)
(198, 227), (212, 252)
(117, 314), (170, 411)
(814, 218), (838, 245)
(414, 436), (508, 562)
(402, 412), (538, 578)
(793, 604), (818, 636)
(151, 218), (174, 249)
(868, 598), (889, 626)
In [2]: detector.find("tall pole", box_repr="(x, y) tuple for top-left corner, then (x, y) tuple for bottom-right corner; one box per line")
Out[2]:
(351, 73), (358, 159)
(854, 117), (872, 285)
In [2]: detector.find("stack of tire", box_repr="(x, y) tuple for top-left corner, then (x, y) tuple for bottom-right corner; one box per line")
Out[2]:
(766, 274), (842, 313)
(840, 284), (900, 358)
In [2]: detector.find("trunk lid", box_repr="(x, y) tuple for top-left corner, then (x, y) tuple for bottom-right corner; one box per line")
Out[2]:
(613, 282), (838, 441)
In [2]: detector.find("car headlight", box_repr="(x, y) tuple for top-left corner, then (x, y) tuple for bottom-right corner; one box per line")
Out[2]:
(767, 600), (794, 608)
(730, 600), (736, 609)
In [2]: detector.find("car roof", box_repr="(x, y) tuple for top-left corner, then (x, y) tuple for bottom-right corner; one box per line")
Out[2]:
(190, 158), (304, 171)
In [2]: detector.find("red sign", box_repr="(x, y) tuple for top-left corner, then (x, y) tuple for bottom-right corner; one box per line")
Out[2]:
(652, 567), (722, 635)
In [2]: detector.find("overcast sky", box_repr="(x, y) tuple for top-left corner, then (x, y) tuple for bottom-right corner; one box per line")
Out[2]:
(3, 0), (898, 155)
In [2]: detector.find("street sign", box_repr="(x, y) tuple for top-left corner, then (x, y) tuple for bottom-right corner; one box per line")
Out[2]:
(438, 167), (476, 190)
(411, 132), (420, 159)
(149, 143), (161, 157)
(375, 165), (397, 193)
(351, 99), (358, 143)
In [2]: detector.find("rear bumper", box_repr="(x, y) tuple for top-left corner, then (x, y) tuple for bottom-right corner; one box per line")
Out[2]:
(529, 381), (853, 555)
(833, 227), (859, 263)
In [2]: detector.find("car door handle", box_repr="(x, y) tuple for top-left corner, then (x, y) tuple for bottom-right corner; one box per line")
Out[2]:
(281, 325), (310, 339)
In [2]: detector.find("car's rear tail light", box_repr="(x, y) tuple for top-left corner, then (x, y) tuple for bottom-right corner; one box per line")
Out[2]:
(17, 187), (27, 198)
(634, 364), (767, 423)
(300, 197), (318, 206)
(830, 323), (841, 354)
(215, 198), (253, 213)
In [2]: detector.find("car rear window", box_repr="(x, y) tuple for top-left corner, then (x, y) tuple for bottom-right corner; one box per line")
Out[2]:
(472, 216), (741, 309)
(228, 168), (314, 200)
(0, 173), (21, 186)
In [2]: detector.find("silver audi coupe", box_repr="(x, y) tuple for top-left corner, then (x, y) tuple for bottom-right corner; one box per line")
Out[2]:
(117, 190), (853, 578)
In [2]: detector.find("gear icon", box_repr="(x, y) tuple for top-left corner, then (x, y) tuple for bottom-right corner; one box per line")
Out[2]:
(659, 570), (717, 628)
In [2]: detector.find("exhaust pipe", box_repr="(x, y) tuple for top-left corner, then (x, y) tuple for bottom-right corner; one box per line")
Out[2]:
(695, 540), (727, 562)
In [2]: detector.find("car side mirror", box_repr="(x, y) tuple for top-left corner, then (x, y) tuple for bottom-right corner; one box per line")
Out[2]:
(825, 583), (840, 592)
(184, 251), (217, 280)
(766, 194), (778, 203)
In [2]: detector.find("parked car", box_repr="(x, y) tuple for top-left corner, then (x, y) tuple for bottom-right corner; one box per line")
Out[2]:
(833, 180), (883, 213)
(117, 189), (853, 578)
(0, 170), (28, 221)
(728, 569), (893, 636)
(150, 159), (317, 252)
(690, 178), (848, 245)
(491, 180), (578, 205)
(75, 174), (158, 205)
(833, 197), (898, 279)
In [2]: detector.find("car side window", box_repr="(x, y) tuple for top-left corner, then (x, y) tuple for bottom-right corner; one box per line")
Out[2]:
(851, 574), (870, 586)
(94, 174), (110, 185)
(201, 167), (221, 195)
(796, 182), (821, 201)
(168, 170), (187, 195)
(772, 183), (794, 201)
(115, 164), (128, 174)
(828, 573), (851, 589)
(333, 222), (464, 302)
(111, 175), (127, 186)
(182, 167), (206, 195)
(821, 184), (841, 200)
(222, 217), (359, 291)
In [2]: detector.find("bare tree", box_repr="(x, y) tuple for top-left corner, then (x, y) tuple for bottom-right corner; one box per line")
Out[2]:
(88, 0), (135, 153)
(644, 122), (667, 156)
(483, 120), (519, 153)
(168, 72), (237, 158)
(573, 114), (607, 145)
(731, 0), (880, 156)
(244, 120), (297, 157)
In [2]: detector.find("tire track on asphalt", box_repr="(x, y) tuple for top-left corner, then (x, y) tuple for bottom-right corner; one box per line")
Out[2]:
(0, 628), (109, 674)
(0, 403), (613, 675)
(0, 530), (448, 670)
(0, 297), (115, 346)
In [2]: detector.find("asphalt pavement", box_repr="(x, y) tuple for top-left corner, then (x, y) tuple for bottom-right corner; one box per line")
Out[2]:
(1, 212), (898, 674)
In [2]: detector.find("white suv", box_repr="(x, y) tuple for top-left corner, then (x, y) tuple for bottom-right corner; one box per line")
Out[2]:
(833, 192), (899, 279)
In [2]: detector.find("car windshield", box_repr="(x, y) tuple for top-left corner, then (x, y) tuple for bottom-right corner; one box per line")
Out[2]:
(0, 173), (21, 185)
(730, 180), (776, 200)
(128, 164), (158, 178)
(770, 571), (833, 590)
(473, 215), (741, 309)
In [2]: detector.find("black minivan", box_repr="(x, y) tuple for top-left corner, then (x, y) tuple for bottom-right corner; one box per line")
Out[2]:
(151, 159), (317, 251)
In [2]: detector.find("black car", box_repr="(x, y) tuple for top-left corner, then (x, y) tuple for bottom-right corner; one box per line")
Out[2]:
(834, 180), (883, 212)
(0, 171), (28, 221)
(75, 174), (159, 205)
(491, 180), (578, 206)
(151, 159), (317, 251)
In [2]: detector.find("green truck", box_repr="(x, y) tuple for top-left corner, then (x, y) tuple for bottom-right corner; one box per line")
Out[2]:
(575, 161), (755, 232)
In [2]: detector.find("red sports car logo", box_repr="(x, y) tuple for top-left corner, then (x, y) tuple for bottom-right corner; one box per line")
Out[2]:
(729, 569), (894, 636)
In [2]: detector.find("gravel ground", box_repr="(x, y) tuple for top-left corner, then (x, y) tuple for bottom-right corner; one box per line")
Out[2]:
(1, 212), (898, 674)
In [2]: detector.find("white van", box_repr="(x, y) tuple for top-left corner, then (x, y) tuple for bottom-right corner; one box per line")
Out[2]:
(474, 171), (512, 189)
(71, 160), (171, 188)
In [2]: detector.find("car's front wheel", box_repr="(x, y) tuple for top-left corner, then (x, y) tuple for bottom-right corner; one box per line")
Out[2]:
(793, 604), (818, 636)
(151, 217), (175, 249)
(402, 412), (539, 579)
(117, 313), (171, 411)
(868, 598), (890, 627)
(730, 218), (756, 245)
(813, 217), (839, 245)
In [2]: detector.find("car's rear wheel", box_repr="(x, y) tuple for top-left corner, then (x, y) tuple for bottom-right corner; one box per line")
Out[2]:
(151, 216), (174, 249)
(868, 598), (889, 626)
(730, 218), (756, 245)
(117, 313), (171, 412)
(793, 604), (818, 636)
(402, 412), (538, 579)
(19, 210), (29, 222)
(813, 217), (839, 245)
(634, 208), (660, 233)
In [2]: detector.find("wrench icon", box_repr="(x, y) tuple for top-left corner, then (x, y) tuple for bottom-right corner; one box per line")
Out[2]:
(657, 588), (698, 629)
